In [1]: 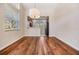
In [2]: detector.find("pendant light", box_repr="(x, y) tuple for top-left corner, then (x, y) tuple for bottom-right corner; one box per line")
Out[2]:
(29, 3), (40, 19)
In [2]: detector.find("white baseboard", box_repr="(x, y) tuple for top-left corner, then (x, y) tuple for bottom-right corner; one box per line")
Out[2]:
(49, 35), (79, 51)
(1, 35), (79, 51)
(0, 35), (24, 51)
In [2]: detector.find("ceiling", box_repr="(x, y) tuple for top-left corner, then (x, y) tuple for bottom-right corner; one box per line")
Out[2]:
(22, 3), (79, 16)
(22, 3), (58, 16)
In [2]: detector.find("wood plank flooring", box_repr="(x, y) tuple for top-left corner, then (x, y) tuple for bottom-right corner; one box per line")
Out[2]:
(0, 36), (79, 55)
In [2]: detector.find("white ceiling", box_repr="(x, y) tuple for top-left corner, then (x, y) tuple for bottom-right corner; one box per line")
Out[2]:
(23, 3), (57, 9)
(22, 3), (79, 16)
(23, 3), (58, 16)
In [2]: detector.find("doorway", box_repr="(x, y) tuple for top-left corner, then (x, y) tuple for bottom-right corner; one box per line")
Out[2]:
(27, 16), (49, 36)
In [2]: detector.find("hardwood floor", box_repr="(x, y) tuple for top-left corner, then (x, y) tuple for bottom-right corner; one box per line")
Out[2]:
(0, 36), (79, 55)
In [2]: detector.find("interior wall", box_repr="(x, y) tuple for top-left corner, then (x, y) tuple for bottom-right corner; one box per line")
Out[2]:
(20, 4), (26, 36)
(49, 4), (79, 51)
(0, 4), (24, 50)
(24, 3), (57, 36)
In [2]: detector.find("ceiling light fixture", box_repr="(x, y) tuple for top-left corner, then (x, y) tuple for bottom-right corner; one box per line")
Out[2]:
(29, 3), (40, 19)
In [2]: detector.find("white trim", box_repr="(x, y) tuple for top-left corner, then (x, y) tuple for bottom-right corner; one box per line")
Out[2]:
(49, 35), (79, 51)
(0, 35), (79, 51)
(0, 35), (23, 50)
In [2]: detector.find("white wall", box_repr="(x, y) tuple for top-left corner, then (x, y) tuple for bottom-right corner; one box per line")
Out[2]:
(0, 4), (24, 50)
(49, 4), (79, 51)
(24, 3), (57, 36)
(24, 17), (41, 36)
